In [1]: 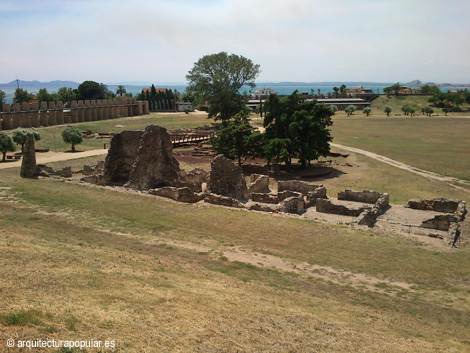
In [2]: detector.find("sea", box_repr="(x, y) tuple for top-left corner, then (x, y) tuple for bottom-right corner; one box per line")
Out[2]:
(1, 83), (468, 104)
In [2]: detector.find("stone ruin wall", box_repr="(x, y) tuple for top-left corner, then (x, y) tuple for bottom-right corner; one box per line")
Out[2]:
(0, 97), (149, 130)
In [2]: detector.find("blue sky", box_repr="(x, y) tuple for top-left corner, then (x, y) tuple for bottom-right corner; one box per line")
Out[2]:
(1, 0), (469, 84)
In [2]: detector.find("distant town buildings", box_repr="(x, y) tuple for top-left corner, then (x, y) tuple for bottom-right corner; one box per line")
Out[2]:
(407, 80), (422, 86)
(251, 88), (278, 100)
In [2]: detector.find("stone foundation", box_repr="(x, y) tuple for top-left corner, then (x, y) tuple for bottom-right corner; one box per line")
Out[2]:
(150, 187), (204, 203)
(278, 180), (323, 195)
(204, 193), (245, 208)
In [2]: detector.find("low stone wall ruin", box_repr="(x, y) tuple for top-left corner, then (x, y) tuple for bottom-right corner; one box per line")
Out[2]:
(316, 189), (390, 227)
(0, 98), (149, 131)
(407, 198), (466, 221)
(316, 198), (370, 217)
(338, 189), (382, 204)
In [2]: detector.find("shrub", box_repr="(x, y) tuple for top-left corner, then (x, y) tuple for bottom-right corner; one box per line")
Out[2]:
(62, 127), (83, 152)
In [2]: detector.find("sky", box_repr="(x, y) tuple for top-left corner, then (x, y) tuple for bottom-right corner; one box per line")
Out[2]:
(1, 0), (469, 84)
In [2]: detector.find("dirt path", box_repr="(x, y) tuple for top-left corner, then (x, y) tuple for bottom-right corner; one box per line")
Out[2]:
(0, 149), (108, 170)
(331, 143), (470, 193)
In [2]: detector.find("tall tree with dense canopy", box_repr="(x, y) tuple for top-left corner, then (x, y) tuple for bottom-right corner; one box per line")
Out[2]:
(186, 52), (260, 121)
(263, 91), (333, 169)
(57, 87), (77, 104)
(13, 88), (33, 104)
(78, 81), (101, 100)
(0, 90), (6, 110)
(384, 106), (392, 116)
(211, 113), (262, 165)
(0, 132), (16, 162)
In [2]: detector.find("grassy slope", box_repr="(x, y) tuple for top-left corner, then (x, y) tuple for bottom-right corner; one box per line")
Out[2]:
(1, 112), (470, 351)
(0, 168), (469, 352)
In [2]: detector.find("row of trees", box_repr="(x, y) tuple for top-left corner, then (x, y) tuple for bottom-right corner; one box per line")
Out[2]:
(0, 82), (133, 106)
(136, 85), (179, 111)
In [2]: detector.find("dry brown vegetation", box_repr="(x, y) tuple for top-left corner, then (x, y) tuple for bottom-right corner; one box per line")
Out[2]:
(0, 113), (469, 352)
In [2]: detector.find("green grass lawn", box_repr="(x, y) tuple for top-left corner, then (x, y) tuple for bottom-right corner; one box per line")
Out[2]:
(330, 115), (470, 180)
(369, 95), (470, 117)
(5, 112), (212, 153)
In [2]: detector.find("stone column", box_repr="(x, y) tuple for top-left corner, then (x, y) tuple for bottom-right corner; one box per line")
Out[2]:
(48, 101), (57, 126)
(111, 99), (117, 118)
(12, 103), (21, 129)
(70, 101), (78, 123)
(95, 100), (102, 120)
(30, 102), (40, 127)
(143, 101), (150, 114)
(63, 101), (72, 124)
(56, 101), (64, 125)
(90, 100), (97, 121)
(137, 101), (143, 116)
(21, 102), (32, 128)
(83, 100), (90, 121)
(123, 97), (129, 117)
(2, 104), (12, 130)
(77, 100), (85, 122)
(20, 134), (37, 178)
(126, 97), (133, 117)
(39, 102), (48, 127)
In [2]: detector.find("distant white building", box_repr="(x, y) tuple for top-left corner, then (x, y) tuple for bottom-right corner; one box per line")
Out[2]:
(251, 88), (278, 100)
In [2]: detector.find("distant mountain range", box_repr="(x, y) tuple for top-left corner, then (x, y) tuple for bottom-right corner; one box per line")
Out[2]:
(0, 80), (80, 89)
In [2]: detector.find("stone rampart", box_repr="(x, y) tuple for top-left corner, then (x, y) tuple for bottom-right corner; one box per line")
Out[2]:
(0, 98), (148, 131)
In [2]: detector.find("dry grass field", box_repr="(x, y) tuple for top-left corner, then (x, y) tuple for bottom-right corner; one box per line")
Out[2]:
(1, 112), (469, 352)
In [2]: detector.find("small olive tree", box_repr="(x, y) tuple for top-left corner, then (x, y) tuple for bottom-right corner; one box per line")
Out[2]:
(384, 106), (392, 116)
(12, 128), (41, 153)
(363, 107), (372, 116)
(62, 127), (83, 152)
(0, 132), (17, 162)
(345, 105), (356, 116)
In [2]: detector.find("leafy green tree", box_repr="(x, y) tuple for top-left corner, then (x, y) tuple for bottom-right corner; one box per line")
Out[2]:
(384, 106), (392, 116)
(12, 128), (41, 153)
(78, 81), (101, 100)
(423, 106), (434, 116)
(383, 87), (392, 96)
(0, 90), (6, 110)
(263, 91), (333, 169)
(329, 105), (338, 115)
(420, 85), (440, 95)
(62, 127), (83, 152)
(442, 106), (449, 116)
(0, 132), (16, 162)
(186, 52), (260, 121)
(211, 113), (261, 165)
(116, 85), (127, 96)
(339, 84), (347, 97)
(37, 88), (54, 103)
(390, 82), (405, 95)
(13, 88), (33, 104)
(345, 105), (356, 116)
(363, 107), (372, 116)
(57, 87), (77, 104)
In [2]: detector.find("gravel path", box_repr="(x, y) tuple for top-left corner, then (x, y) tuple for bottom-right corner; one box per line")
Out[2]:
(0, 149), (108, 170)
(331, 143), (470, 193)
